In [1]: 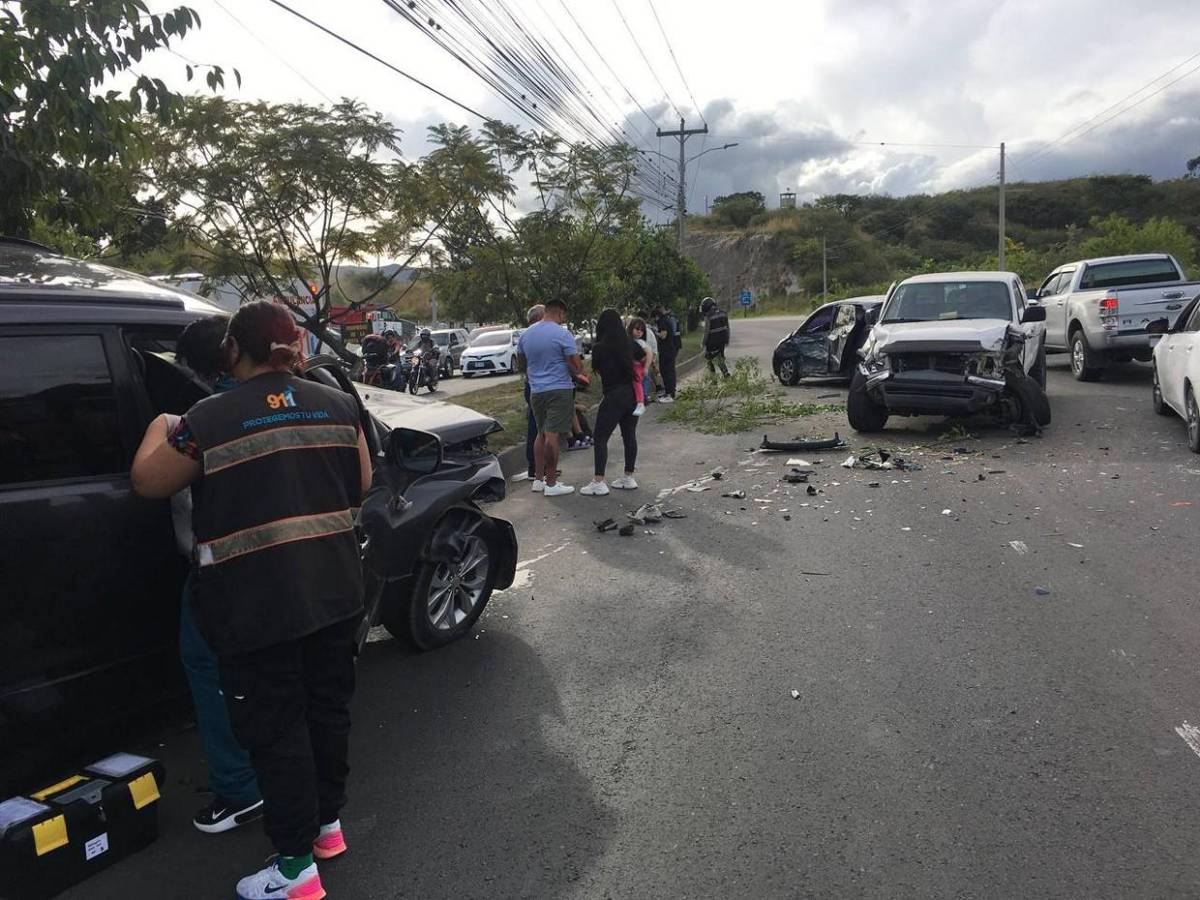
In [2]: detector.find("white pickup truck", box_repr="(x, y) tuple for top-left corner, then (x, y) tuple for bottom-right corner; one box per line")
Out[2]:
(1035, 254), (1200, 381)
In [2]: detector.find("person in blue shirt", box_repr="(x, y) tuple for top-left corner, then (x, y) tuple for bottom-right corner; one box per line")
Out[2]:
(515, 298), (584, 497)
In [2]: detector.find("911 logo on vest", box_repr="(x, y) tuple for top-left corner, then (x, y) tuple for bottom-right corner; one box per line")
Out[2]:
(266, 387), (297, 410)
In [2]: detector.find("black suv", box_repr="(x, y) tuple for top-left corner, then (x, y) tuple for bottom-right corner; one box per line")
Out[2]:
(0, 240), (516, 796)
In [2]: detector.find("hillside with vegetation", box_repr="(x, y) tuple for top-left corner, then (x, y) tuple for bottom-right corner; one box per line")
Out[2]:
(686, 174), (1200, 308)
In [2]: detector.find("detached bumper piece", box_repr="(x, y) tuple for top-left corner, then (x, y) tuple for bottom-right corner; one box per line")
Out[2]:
(0, 754), (164, 899)
(759, 433), (846, 452)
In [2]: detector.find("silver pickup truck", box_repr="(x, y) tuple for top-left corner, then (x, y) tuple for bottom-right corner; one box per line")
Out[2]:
(1036, 254), (1200, 381)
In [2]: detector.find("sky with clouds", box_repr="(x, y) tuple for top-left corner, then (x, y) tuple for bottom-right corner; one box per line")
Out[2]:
(139, 0), (1200, 217)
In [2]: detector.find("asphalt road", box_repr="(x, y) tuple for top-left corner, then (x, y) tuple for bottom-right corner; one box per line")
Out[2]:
(70, 316), (1200, 899)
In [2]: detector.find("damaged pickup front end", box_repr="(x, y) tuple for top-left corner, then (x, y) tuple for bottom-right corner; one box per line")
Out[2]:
(851, 321), (1050, 431)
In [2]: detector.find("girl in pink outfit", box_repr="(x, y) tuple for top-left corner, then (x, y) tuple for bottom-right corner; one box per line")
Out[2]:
(628, 317), (653, 416)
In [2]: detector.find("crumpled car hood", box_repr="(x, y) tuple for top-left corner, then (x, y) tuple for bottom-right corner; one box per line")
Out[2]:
(871, 318), (1013, 353)
(358, 388), (501, 445)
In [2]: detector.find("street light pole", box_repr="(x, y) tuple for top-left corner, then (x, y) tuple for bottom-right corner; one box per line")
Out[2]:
(998, 141), (1006, 271)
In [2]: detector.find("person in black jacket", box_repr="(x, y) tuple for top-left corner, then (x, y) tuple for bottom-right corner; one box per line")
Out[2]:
(132, 301), (373, 900)
(700, 296), (731, 378)
(580, 308), (645, 496)
(653, 304), (680, 401)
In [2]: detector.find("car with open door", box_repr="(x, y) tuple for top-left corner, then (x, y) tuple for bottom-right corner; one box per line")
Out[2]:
(1149, 295), (1200, 452)
(0, 238), (516, 797)
(772, 296), (884, 385)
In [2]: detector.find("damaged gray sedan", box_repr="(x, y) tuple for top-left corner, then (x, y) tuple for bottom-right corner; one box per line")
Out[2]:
(848, 272), (1051, 433)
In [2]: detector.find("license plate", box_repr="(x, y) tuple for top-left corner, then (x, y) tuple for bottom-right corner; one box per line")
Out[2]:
(467, 361), (482, 369)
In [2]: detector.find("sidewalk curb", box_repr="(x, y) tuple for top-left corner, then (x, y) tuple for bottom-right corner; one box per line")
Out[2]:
(497, 348), (706, 478)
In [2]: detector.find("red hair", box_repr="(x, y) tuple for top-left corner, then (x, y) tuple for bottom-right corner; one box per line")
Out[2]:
(226, 300), (304, 370)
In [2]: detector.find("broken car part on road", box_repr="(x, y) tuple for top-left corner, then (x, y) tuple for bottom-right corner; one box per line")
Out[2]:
(759, 433), (846, 453)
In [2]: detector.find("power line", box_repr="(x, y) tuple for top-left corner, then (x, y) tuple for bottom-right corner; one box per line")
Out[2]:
(644, 0), (705, 124)
(213, 0), (335, 103)
(379, 0), (678, 204)
(261, 0), (488, 120)
(1022, 51), (1200, 169)
(607, 0), (684, 120)
(723, 135), (998, 150)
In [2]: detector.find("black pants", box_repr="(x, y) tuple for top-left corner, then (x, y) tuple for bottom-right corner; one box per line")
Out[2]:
(219, 615), (360, 857)
(593, 384), (638, 476)
(659, 349), (678, 397)
(523, 381), (537, 477)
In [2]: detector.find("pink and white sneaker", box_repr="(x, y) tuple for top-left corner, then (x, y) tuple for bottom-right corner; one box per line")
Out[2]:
(236, 860), (324, 899)
(313, 821), (347, 861)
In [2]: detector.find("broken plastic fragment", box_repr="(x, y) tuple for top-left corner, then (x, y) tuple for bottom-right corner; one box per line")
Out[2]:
(790, 689), (800, 700)
(806, 485), (818, 495)
(628, 504), (663, 524)
(782, 473), (809, 484)
(661, 509), (687, 519)
(594, 518), (617, 533)
(841, 455), (857, 468)
(618, 523), (635, 537)
(867, 482), (880, 488)
(1033, 586), (1051, 597)
(941, 509), (952, 515)
(686, 484), (710, 493)
(1009, 540), (1029, 555)
(721, 490), (746, 499)
(785, 458), (812, 467)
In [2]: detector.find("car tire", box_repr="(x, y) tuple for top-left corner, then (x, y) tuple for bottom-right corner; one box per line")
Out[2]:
(1011, 373), (1052, 427)
(1069, 329), (1102, 382)
(777, 358), (799, 386)
(381, 512), (496, 650)
(1032, 342), (1047, 388)
(1187, 385), (1200, 453)
(847, 371), (888, 433)
(1152, 364), (1171, 416)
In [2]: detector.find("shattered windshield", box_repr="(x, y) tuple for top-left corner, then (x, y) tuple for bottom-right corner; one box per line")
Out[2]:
(882, 282), (1013, 323)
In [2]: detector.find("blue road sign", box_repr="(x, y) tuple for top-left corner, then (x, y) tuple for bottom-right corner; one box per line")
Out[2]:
(739, 290), (752, 307)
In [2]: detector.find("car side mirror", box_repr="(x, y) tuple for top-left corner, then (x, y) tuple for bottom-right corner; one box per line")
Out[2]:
(1021, 305), (1046, 323)
(386, 427), (442, 474)
(1147, 318), (1170, 336)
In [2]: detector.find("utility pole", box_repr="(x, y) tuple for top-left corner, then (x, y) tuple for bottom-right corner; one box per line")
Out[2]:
(657, 117), (708, 248)
(998, 141), (1006, 271)
(822, 233), (828, 300)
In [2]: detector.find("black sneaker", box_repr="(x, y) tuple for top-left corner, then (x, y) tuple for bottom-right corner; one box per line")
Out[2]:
(193, 795), (264, 834)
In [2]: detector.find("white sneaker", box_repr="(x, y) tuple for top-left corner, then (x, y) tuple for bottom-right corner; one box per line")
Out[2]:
(580, 481), (610, 496)
(510, 472), (533, 483)
(610, 475), (638, 490)
(658, 395), (674, 404)
(632, 402), (645, 417)
(543, 482), (575, 497)
(236, 859), (324, 900)
(531, 479), (545, 492)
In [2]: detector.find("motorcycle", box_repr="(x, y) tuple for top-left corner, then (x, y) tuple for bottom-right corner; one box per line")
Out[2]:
(407, 347), (440, 394)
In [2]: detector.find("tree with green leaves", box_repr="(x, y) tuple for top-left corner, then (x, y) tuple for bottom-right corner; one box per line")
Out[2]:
(144, 96), (432, 359)
(0, 0), (234, 239)
(425, 122), (643, 325)
(710, 191), (766, 228)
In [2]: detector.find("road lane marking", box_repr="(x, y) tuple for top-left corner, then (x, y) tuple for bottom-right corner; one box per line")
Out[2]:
(1175, 722), (1200, 759)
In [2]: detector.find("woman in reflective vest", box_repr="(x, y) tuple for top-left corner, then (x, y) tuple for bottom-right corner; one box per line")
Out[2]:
(133, 300), (372, 900)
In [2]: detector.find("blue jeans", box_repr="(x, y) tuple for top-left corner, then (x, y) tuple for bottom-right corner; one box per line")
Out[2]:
(180, 577), (261, 807)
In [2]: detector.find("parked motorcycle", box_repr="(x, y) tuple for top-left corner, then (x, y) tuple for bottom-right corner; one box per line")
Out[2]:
(407, 347), (440, 394)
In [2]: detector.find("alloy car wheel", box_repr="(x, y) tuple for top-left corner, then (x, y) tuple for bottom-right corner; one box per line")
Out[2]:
(427, 534), (490, 630)
(778, 358), (799, 386)
(1188, 387), (1200, 453)
(1152, 365), (1170, 416)
(1070, 331), (1101, 382)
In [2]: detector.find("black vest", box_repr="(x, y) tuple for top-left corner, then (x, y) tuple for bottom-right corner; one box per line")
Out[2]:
(185, 372), (364, 654)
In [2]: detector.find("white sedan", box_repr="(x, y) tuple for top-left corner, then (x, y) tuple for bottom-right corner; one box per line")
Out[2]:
(1151, 295), (1200, 452)
(460, 328), (520, 377)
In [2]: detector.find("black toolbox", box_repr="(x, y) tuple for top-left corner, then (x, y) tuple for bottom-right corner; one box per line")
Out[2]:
(0, 753), (164, 899)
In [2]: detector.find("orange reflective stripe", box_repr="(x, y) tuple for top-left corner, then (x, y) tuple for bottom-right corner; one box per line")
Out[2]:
(203, 424), (359, 475)
(196, 509), (355, 567)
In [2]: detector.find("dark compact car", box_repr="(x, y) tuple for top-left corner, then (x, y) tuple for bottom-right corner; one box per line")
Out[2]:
(0, 239), (517, 796)
(772, 296), (885, 385)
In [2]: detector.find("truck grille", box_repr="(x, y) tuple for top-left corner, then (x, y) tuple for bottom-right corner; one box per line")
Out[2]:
(891, 352), (970, 375)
